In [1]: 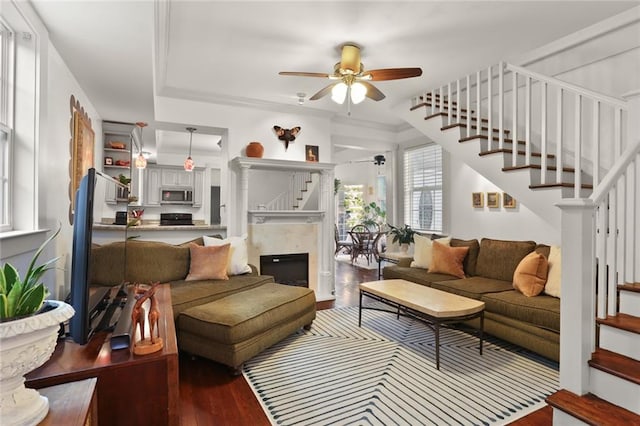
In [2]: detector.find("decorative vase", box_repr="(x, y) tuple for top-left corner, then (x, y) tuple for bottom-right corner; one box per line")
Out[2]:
(0, 301), (75, 426)
(400, 243), (409, 253)
(246, 141), (264, 158)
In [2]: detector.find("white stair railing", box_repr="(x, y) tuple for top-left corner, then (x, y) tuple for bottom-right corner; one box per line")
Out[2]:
(264, 171), (313, 210)
(412, 62), (628, 197)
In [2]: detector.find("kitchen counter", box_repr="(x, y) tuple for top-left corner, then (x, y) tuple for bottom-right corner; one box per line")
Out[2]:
(93, 223), (227, 244)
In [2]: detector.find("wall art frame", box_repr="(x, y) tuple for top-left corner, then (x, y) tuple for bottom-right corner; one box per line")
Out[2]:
(503, 192), (517, 209)
(305, 145), (319, 162)
(486, 192), (500, 208)
(472, 192), (484, 208)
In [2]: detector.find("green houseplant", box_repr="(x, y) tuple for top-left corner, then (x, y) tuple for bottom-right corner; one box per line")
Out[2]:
(0, 227), (61, 320)
(387, 224), (416, 245)
(0, 226), (75, 425)
(362, 202), (386, 230)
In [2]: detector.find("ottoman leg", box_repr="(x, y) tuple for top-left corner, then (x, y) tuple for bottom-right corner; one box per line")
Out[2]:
(303, 321), (313, 331)
(229, 364), (244, 376)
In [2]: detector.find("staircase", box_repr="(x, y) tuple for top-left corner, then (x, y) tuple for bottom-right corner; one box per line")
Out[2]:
(400, 62), (640, 425)
(264, 171), (318, 210)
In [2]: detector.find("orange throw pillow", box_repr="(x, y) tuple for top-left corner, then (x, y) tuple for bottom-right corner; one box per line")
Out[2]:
(428, 241), (469, 279)
(186, 243), (231, 281)
(513, 251), (549, 297)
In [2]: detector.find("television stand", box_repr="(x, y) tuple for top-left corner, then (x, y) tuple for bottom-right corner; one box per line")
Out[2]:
(26, 283), (179, 426)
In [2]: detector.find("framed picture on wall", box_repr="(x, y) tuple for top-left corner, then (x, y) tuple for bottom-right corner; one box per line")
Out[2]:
(472, 192), (484, 208)
(306, 145), (319, 162)
(503, 192), (516, 208)
(487, 192), (500, 208)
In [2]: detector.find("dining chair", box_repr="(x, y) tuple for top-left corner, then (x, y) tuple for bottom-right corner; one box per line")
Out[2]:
(349, 224), (375, 265)
(334, 224), (353, 256)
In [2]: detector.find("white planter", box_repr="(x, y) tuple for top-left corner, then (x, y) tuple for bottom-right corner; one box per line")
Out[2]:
(0, 301), (75, 426)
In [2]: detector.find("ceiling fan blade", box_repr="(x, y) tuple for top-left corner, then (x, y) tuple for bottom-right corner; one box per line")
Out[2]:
(365, 67), (423, 81)
(309, 82), (338, 101)
(340, 44), (361, 74)
(279, 71), (330, 78)
(360, 81), (386, 101)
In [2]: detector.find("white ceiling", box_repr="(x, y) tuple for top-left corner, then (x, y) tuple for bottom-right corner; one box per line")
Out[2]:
(30, 0), (637, 159)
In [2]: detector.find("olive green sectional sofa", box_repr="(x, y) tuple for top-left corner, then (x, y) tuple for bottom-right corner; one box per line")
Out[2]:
(90, 237), (316, 372)
(383, 237), (560, 361)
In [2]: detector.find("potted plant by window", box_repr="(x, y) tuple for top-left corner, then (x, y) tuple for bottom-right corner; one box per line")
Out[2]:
(0, 226), (75, 426)
(362, 202), (387, 231)
(387, 224), (416, 252)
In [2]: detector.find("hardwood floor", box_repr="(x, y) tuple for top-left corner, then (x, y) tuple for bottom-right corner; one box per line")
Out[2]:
(178, 260), (551, 425)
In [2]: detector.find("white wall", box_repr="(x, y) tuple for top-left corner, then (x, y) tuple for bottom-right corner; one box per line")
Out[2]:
(42, 45), (102, 298)
(446, 155), (560, 245)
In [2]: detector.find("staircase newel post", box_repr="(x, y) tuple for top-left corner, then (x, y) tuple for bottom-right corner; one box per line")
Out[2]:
(556, 199), (597, 396)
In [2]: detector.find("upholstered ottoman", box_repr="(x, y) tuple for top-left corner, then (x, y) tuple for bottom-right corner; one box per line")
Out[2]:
(177, 282), (316, 373)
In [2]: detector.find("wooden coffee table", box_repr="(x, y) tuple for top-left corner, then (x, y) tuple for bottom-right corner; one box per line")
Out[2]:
(359, 279), (485, 369)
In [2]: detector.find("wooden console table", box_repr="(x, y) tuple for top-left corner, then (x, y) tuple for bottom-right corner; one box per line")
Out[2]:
(38, 378), (97, 426)
(26, 284), (179, 426)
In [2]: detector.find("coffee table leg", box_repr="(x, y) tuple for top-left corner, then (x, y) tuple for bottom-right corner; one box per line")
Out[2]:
(435, 321), (440, 370)
(358, 291), (363, 327)
(479, 311), (484, 355)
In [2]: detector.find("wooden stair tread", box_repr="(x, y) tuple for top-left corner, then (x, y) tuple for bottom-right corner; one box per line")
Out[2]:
(503, 164), (576, 173)
(619, 283), (640, 293)
(441, 122), (510, 134)
(589, 348), (640, 385)
(412, 101), (473, 114)
(546, 389), (640, 426)
(460, 134), (527, 145)
(480, 148), (555, 159)
(597, 313), (640, 334)
(424, 112), (488, 123)
(530, 182), (593, 190)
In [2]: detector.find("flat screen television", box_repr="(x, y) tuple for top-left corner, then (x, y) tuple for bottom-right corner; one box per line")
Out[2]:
(69, 168), (112, 344)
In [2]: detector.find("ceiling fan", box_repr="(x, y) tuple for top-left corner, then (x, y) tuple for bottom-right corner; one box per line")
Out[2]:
(279, 43), (422, 108)
(350, 155), (386, 166)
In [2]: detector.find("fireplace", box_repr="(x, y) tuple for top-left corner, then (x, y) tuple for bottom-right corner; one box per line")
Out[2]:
(260, 253), (309, 287)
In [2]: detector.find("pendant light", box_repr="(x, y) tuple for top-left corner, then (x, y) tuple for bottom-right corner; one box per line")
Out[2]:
(134, 122), (147, 169)
(184, 127), (196, 172)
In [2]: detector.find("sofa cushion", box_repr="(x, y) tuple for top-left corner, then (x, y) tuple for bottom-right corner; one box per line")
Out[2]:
(450, 238), (480, 276)
(475, 238), (536, 282)
(513, 251), (549, 297)
(178, 283), (315, 344)
(170, 274), (275, 319)
(90, 242), (126, 286)
(431, 276), (513, 300)
(411, 234), (451, 269)
(186, 243), (231, 281)
(429, 242), (469, 278)
(481, 290), (560, 332)
(204, 234), (252, 276)
(544, 246), (561, 298)
(382, 265), (457, 287)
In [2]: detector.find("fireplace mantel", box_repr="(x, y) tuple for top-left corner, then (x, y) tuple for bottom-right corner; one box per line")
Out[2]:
(231, 157), (336, 301)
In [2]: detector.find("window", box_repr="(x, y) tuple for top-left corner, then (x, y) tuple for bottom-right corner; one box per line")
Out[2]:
(404, 144), (443, 232)
(0, 20), (14, 231)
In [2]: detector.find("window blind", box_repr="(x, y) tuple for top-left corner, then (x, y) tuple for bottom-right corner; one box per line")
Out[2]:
(403, 144), (443, 232)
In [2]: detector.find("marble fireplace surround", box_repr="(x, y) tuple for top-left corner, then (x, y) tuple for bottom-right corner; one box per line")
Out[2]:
(231, 158), (336, 301)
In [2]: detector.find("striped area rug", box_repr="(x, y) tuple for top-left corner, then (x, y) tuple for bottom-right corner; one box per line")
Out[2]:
(244, 306), (559, 426)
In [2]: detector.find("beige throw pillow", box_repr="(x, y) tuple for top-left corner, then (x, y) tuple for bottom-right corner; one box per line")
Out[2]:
(410, 234), (451, 269)
(513, 251), (549, 297)
(203, 234), (252, 276)
(544, 246), (561, 298)
(429, 241), (469, 279)
(186, 243), (231, 281)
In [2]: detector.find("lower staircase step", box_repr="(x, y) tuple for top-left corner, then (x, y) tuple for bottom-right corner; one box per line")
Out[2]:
(479, 148), (555, 159)
(597, 313), (640, 334)
(589, 348), (640, 385)
(546, 389), (640, 425)
(619, 283), (640, 293)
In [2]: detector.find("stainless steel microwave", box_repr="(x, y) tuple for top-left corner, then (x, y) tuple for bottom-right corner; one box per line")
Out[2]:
(160, 189), (193, 204)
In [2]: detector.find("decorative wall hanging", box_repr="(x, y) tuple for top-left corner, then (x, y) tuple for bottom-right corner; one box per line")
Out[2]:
(503, 193), (517, 209)
(305, 145), (319, 162)
(472, 192), (484, 208)
(68, 95), (95, 224)
(273, 125), (301, 151)
(487, 192), (500, 208)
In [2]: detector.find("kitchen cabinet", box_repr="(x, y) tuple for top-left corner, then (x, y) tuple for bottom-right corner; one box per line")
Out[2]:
(161, 168), (193, 188)
(102, 122), (135, 204)
(144, 166), (162, 206)
(193, 169), (205, 207)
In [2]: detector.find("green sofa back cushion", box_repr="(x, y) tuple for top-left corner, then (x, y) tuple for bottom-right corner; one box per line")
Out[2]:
(450, 238), (480, 276)
(90, 243), (126, 286)
(475, 238), (536, 282)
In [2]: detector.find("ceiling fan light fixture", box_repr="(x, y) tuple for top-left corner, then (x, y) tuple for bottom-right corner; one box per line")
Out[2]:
(350, 82), (367, 104)
(331, 82), (348, 104)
